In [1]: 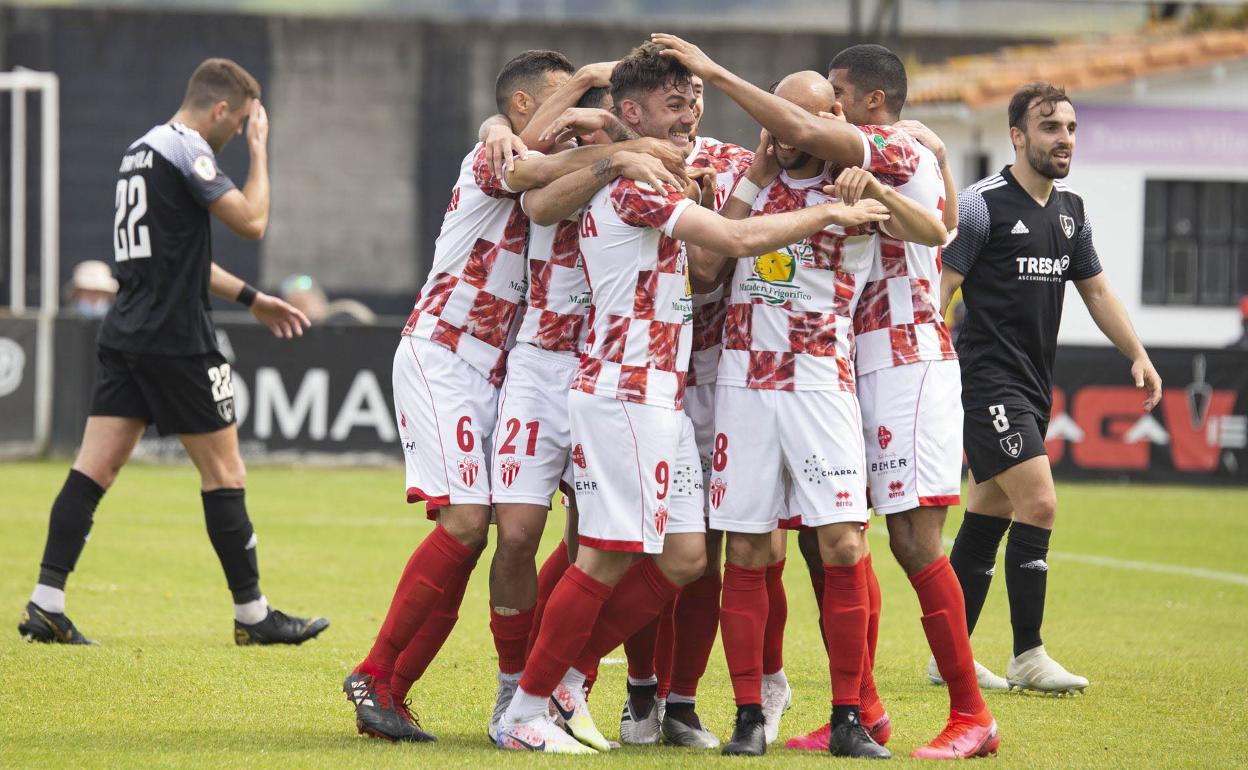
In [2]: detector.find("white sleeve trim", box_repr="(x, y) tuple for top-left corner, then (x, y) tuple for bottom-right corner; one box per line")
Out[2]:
(662, 198), (696, 237)
(859, 129), (872, 170)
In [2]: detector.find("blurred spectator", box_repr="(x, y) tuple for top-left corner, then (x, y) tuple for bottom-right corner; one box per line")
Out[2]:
(1229, 297), (1248, 350)
(279, 274), (377, 325)
(65, 260), (118, 318)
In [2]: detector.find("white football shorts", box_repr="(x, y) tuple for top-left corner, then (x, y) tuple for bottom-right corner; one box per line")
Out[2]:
(857, 359), (963, 515)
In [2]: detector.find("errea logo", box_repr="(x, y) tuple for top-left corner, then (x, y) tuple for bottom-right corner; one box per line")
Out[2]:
(1016, 255), (1070, 282)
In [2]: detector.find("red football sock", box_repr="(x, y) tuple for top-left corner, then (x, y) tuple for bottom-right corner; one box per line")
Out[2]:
(518, 565), (613, 699)
(911, 555), (986, 715)
(822, 560), (868, 706)
(763, 559), (787, 675)
(721, 564), (768, 706)
(358, 525), (473, 679)
(390, 548), (479, 700)
(526, 541), (571, 659)
(809, 565), (829, 652)
(859, 553), (883, 710)
(624, 614), (660, 682)
(572, 559), (680, 675)
(490, 606), (536, 676)
(655, 601), (676, 698)
(669, 571), (720, 697)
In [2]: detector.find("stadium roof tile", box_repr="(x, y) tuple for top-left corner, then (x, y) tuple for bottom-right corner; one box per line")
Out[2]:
(909, 26), (1248, 108)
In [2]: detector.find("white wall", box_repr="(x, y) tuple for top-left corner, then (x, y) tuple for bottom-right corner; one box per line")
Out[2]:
(912, 61), (1248, 348)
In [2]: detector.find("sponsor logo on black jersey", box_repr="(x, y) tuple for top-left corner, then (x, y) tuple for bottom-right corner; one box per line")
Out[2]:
(1015, 255), (1070, 282)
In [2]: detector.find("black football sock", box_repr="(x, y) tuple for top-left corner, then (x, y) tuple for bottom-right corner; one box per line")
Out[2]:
(1004, 521), (1051, 656)
(38, 469), (106, 591)
(202, 488), (262, 604)
(948, 511), (1010, 636)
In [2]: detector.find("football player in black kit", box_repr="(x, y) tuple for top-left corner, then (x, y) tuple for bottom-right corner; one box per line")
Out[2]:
(938, 82), (1161, 693)
(18, 59), (328, 646)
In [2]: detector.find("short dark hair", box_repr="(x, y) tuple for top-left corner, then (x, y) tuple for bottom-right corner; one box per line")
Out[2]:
(610, 42), (692, 106)
(828, 44), (907, 115)
(495, 50), (575, 114)
(1008, 82), (1071, 130)
(182, 58), (261, 110)
(576, 85), (611, 110)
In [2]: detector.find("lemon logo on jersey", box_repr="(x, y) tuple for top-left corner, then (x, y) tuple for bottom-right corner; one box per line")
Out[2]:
(743, 243), (813, 305)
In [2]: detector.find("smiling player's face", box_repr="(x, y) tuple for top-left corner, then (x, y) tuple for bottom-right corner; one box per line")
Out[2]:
(1017, 99), (1076, 180)
(633, 81), (697, 150)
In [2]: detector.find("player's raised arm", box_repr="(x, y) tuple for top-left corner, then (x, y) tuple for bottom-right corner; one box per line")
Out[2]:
(897, 119), (958, 233)
(651, 34), (864, 167)
(829, 167), (946, 247)
(522, 144), (685, 226)
(208, 263), (310, 339)
(209, 99), (270, 240)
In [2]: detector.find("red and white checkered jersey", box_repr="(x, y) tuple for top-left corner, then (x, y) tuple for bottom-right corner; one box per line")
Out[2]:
(403, 143), (529, 387)
(718, 165), (876, 392)
(853, 139), (956, 375)
(687, 135), (754, 387)
(572, 177), (695, 410)
(515, 210), (589, 357)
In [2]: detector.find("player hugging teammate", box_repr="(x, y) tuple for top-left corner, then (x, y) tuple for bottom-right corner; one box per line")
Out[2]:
(342, 35), (1040, 760)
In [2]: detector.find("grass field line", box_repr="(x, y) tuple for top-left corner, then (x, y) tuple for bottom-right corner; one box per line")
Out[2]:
(932, 536), (1248, 587)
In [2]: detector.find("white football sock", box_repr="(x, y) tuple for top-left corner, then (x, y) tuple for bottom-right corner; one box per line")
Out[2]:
(504, 686), (549, 724)
(234, 595), (269, 625)
(562, 667), (588, 692)
(763, 668), (788, 686)
(627, 674), (659, 687)
(31, 584), (66, 614)
(667, 692), (696, 706)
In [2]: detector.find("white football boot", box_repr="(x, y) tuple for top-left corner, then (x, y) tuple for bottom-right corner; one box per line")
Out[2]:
(1006, 645), (1089, 694)
(760, 671), (793, 744)
(487, 671), (520, 743)
(496, 714), (598, 754)
(927, 655), (1010, 690)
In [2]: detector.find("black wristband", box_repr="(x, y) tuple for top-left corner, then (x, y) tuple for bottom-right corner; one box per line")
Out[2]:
(236, 284), (258, 307)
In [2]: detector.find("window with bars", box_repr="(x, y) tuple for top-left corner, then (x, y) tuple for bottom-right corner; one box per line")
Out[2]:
(1141, 180), (1248, 307)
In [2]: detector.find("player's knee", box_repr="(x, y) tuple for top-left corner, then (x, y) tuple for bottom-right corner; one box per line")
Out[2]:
(819, 527), (865, 566)
(666, 552), (707, 586)
(495, 524), (542, 563)
(1017, 493), (1056, 527)
(439, 507), (491, 549)
(725, 533), (771, 568)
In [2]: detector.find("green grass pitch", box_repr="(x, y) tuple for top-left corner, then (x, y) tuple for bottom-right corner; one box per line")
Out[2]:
(2, 460), (1246, 768)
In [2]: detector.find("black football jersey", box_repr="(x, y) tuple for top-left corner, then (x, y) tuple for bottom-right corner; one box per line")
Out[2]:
(943, 166), (1102, 412)
(98, 123), (236, 356)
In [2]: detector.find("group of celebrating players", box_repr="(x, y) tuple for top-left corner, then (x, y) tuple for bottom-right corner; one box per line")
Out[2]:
(20, 27), (1164, 763)
(341, 34), (1160, 759)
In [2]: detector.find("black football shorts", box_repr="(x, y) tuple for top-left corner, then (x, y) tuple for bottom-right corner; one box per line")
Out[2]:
(963, 400), (1049, 482)
(90, 345), (236, 436)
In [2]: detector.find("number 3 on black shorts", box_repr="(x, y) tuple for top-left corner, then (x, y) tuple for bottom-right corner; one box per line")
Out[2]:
(988, 404), (1010, 433)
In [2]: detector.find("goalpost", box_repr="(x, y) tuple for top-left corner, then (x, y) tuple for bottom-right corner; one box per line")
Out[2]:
(1, 68), (59, 458)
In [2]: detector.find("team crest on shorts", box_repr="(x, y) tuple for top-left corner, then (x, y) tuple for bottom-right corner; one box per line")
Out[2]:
(655, 503), (669, 536)
(1060, 213), (1075, 239)
(877, 426), (892, 450)
(499, 456), (521, 488)
(458, 456), (480, 486)
(1000, 432), (1023, 458)
(217, 399), (234, 423)
(709, 478), (727, 509)
(888, 480), (906, 499)
(572, 443), (587, 469)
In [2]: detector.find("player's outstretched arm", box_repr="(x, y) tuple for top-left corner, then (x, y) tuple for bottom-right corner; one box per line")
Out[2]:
(896, 119), (958, 234)
(209, 263), (310, 339)
(505, 137), (685, 194)
(673, 198), (888, 281)
(651, 33), (863, 167)
(830, 168), (946, 247)
(523, 147), (684, 226)
(209, 99), (270, 240)
(521, 62), (615, 152)
(539, 108), (640, 146)
(1075, 273), (1162, 410)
